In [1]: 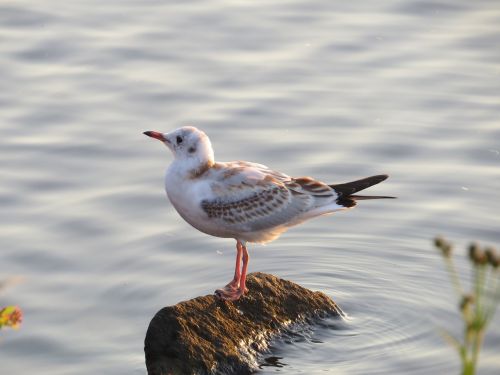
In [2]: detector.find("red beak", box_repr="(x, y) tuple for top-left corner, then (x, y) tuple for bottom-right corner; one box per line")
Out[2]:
(143, 131), (166, 141)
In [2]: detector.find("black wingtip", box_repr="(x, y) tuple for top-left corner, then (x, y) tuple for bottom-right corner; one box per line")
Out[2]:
(349, 195), (397, 200)
(370, 174), (389, 184)
(330, 174), (390, 197)
(330, 174), (394, 207)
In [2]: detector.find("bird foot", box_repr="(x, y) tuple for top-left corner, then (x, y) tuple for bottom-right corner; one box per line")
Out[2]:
(214, 279), (248, 300)
(225, 279), (239, 291)
(214, 287), (245, 301)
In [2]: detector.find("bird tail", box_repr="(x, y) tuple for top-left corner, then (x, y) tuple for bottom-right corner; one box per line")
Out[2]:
(329, 174), (395, 208)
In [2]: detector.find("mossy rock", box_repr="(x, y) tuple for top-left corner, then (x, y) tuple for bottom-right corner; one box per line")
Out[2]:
(145, 272), (342, 375)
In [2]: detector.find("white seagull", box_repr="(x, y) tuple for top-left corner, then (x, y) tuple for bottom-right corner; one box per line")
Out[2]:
(144, 126), (394, 300)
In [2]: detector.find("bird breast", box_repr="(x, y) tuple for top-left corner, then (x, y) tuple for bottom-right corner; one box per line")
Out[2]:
(164, 170), (235, 238)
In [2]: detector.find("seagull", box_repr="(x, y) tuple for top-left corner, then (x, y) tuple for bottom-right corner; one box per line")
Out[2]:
(144, 126), (394, 300)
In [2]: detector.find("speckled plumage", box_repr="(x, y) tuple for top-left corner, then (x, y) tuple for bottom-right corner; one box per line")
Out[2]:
(144, 126), (393, 300)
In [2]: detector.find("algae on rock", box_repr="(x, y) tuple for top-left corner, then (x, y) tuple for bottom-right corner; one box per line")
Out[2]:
(145, 272), (343, 375)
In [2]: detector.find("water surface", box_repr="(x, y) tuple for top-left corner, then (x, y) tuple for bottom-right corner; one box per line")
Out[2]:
(1, 1), (500, 374)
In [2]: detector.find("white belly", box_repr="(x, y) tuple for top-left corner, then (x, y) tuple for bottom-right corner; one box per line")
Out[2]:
(163, 167), (322, 244)
(164, 175), (237, 239)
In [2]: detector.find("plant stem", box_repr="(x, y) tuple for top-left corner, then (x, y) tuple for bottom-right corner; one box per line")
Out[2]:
(470, 330), (484, 375)
(445, 257), (463, 297)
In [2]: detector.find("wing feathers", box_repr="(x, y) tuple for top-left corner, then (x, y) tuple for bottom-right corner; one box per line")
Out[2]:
(200, 163), (392, 233)
(329, 174), (389, 197)
(287, 177), (334, 197)
(330, 174), (394, 208)
(201, 184), (292, 227)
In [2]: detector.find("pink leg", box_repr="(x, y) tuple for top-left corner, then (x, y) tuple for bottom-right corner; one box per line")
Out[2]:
(228, 241), (243, 289)
(238, 244), (249, 295)
(215, 240), (250, 301)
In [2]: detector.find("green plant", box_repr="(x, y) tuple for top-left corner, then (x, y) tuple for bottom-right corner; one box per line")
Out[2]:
(434, 237), (500, 375)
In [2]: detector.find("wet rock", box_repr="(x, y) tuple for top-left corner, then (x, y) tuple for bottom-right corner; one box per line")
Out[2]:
(144, 272), (343, 375)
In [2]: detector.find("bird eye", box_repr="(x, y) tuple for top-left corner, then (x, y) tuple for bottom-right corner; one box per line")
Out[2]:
(176, 136), (183, 144)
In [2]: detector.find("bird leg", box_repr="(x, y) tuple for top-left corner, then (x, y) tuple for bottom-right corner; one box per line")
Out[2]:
(215, 240), (249, 301)
(215, 241), (242, 295)
(228, 240), (243, 290)
(239, 243), (249, 294)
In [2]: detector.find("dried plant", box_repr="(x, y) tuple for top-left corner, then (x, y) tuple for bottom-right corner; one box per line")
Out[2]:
(434, 237), (500, 375)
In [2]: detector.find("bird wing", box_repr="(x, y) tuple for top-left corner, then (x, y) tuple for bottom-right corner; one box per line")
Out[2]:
(201, 161), (337, 232)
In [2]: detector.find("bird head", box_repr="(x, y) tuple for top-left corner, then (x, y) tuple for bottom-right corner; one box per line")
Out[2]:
(144, 126), (215, 168)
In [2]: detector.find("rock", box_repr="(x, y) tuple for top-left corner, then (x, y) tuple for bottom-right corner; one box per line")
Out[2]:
(144, 272), (343, 375)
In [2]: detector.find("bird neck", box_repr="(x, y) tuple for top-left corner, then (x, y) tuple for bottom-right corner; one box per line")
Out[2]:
(170, 154), (215, 180)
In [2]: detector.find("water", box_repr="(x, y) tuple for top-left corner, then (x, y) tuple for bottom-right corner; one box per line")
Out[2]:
(1, 0), (499, 374)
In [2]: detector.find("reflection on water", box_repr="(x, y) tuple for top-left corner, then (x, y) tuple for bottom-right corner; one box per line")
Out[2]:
(1, 0), (500, 374)
(260, 356), (287, 369)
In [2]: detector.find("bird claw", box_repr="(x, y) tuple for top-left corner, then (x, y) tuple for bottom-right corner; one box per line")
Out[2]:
(214, 287), (245, 301)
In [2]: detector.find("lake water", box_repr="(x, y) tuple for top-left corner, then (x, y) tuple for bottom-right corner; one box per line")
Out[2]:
(1, 1), (499, 374)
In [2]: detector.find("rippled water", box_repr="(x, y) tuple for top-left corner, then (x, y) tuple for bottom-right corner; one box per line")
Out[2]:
(1, 1), (500, 374)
